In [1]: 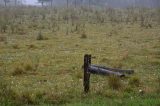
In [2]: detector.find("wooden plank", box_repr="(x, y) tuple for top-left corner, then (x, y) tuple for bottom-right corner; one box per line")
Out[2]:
(83, 54), (90, 93)
(88, 66), (125, 77)
(91, 65), (134, 74)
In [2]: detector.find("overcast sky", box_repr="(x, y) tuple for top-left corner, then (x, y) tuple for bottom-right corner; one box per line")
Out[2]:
(25, 0), (38, 5)
(23, 0), (160, 7)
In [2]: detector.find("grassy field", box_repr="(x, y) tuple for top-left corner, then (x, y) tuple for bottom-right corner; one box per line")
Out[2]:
(0, 7), (160, 105)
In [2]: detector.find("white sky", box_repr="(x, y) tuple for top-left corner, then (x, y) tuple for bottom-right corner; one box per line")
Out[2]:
(25, 0), (38, 5)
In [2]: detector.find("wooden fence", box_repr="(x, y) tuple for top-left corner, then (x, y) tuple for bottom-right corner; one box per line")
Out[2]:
(83, 54), (134, 93)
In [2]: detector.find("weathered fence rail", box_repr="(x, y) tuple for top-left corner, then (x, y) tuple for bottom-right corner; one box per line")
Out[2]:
(91, 65), (134, 74)
(88, 65), (125, 77)
(83, 54), (134, 93)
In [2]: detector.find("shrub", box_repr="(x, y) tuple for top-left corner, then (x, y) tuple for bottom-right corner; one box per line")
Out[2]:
(108, 75), (122, 90)
(129, 76), (140, 87)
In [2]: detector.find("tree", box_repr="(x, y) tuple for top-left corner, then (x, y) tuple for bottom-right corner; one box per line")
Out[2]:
(3, 0), (10, 7)
(74, 0), (77, 8)
(38, 0), (54, 7)
(67, 0), (69, 8)
(14, 0), (17, 6)
(51, 0), (53, 7)
(38, 0), (44, 6)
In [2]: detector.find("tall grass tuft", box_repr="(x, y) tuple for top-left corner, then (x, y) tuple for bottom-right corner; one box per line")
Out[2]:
(108, 75), (122, 90)
(157, 76), (160, 93)
(129, 76), (140, 87)
(12, 66), (26, 76)
(81, 33), (87, 39)
(37, 31), (44, 40)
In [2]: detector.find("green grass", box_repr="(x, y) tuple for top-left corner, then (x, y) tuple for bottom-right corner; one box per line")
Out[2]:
(65, 97), (160, 106)
(0, 7), (160, 105)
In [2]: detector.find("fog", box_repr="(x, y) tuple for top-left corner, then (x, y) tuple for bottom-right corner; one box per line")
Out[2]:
(25, 0), (38, 5)
(25, 0), (160, 7)
(0, 0), (160, 7)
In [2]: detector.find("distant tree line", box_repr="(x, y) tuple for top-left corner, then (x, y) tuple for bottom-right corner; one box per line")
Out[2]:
(37, 0), (160, 8)
(0, 0), (23, 7)
(0, 0), (160, 7)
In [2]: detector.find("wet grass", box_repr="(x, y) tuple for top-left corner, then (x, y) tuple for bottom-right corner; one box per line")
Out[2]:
(0, 7), (160, 105)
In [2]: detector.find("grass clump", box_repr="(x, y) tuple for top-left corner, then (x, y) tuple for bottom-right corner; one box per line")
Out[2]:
(129, 76), (140, 87)
(0, 36), (7, 42)
(156, 76), (160, 93)
(12, 61), (37, 76)
(12, 66), (26, 76)
(37, 31), (45, 40)
(27, 44), (36, 49)
(108, 75), (122, 90)
(24, 63), (34, 71)
(80, 33), (87, 39)
(18, 91), (37, 105)
(0, 79), (17, 105)
(124, 86), (134, 93)
(44, 92), (68, 105)
(12, 44), (19, 49)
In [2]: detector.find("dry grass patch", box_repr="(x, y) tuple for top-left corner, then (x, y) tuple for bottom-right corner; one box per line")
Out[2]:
(0, 36), (7, 42)
(12, 44), (20, 49)
(12, 61), (38, 76)
(24, 63), (34, 71)
(27, 44), (37, 49)
(17, 91), (38, 105)
(44, 92), (68, 104)
(156, 76), (160, 93)
(12, 66), (26, 76)
(108, 75), (122, 90)
(36, 31), (48, 40)
(80, 33), (87, 39)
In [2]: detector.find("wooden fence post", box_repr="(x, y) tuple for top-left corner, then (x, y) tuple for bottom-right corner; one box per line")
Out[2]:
(83, 54), (91, 93)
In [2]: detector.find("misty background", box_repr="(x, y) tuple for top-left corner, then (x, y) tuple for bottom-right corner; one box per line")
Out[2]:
(0, 0), (160, 8)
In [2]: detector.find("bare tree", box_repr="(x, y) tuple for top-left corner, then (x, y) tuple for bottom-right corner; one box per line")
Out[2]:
(74, 0), (77, 8)
(67, 0), (69, 8)
(51, 0), (53, 7)
(38, 0), (45, 7)
(14, 0), (17, 6)
(3, 0), (10, 7)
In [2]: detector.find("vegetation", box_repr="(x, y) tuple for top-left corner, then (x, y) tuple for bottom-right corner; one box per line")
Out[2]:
(0, 4), (160, 106)
(108, 75), (122, 90)
(129, 76), (140, 87)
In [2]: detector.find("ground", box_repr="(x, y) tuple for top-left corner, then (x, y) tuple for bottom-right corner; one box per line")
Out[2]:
(0, 7), (160, 106)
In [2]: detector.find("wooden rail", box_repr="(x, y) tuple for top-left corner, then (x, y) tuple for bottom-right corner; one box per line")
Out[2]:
(83, 54), (134, 93)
